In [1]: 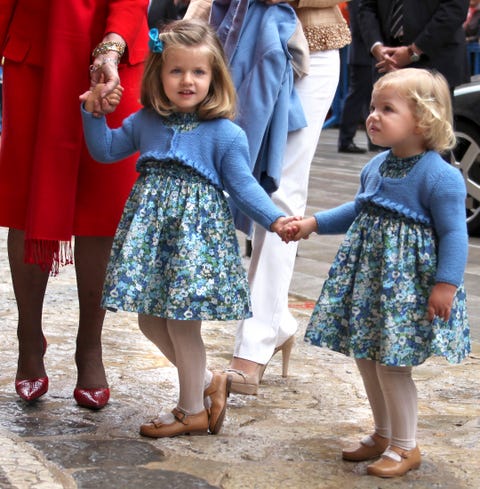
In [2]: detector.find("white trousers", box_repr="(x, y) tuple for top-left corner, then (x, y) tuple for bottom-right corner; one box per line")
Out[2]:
(234, 49), (340, 364)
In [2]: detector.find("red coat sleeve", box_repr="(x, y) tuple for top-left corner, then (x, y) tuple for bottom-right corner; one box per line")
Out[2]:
(104, 0), (150, 65)
(0, 0), (18, 55)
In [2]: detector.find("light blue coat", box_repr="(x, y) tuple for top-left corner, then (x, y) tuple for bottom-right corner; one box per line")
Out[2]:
(211, 0), (306, 232)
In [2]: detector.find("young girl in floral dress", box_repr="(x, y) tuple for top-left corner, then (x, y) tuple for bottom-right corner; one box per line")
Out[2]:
(285, 68), (470, 478)
(81, 19), (291, 438)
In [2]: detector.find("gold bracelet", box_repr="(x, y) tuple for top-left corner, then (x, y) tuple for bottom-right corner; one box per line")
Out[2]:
(92, 41), (126, 58)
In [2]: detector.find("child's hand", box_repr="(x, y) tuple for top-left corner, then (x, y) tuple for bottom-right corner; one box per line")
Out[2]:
(281, 216), (317, 242)
(101, 84), (123, 114)
(79, 83), (124, 117)
(270, 216), (302, 242)
(427, 282), (457, 321)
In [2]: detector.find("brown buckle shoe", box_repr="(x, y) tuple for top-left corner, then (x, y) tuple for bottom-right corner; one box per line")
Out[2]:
(342, 433), (390, 461)
(367, 445), (421, 478)
(140, 407), (209, 438)
(204, 372), (232, 434)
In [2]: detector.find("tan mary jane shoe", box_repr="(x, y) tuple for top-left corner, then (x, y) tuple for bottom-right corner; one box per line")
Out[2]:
(367, 445), (421, 478)
(140, 407), (209, 438)
(342, 433), (390, 461)
(204, 372), (232, 434)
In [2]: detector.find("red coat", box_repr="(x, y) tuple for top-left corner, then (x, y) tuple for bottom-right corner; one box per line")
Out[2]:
(0, 0), (149, 270)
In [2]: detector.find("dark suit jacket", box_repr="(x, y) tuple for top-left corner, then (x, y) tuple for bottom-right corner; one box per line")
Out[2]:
(358, 0), (470, 88)
(348, 0), (372, 66)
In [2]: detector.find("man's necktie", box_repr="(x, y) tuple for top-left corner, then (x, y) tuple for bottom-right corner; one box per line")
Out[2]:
(390, 0), (404, 40)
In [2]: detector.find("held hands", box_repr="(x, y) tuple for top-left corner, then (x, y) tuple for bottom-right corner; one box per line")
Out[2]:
(90, 58), (121, 98)
(270, 216), (300, 240)
(80, 34), (126, 116)
(427, 282), (457, 322)
(80, 83), (124, 117)
(270, 216), (317, 243)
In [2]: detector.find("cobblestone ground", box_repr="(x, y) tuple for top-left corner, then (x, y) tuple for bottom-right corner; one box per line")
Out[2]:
(0, 227), (479, 489)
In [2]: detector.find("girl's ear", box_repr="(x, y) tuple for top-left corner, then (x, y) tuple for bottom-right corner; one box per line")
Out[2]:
(413, 119), (424, 135)
(414, 126), (424, 136)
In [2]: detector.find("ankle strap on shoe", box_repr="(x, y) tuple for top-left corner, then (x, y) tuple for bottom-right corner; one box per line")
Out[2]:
(224, 368), (247, 380)
(172, 407), (189, 425)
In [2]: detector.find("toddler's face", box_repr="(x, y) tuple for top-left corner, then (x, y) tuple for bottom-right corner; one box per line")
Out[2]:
(367, 87), (424, 158)
(161, 45), (212, 113)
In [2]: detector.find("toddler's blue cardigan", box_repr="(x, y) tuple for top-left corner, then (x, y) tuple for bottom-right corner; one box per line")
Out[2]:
(313, 150), (468, 287)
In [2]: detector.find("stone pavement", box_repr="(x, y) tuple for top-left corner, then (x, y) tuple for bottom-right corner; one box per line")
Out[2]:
(0, 128), (479, 489)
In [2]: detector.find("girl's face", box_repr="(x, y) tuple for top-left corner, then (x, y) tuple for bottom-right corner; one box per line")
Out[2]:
(161, 45), (213, 113)
(367, 87), (426, 158)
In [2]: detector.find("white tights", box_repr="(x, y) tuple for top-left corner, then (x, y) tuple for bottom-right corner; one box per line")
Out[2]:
(138, 314), (213, 419)
(355, 358), (418, 450)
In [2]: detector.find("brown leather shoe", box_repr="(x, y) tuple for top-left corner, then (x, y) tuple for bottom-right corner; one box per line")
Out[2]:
(204, 372), (232, 434)
(367, 445), (421, 477)
(342, 433), (390, 461)
(140, 408), (209, 438)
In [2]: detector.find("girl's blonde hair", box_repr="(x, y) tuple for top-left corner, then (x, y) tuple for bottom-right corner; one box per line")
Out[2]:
(141, 19), (236, 120)
(373, 68), (456, 152)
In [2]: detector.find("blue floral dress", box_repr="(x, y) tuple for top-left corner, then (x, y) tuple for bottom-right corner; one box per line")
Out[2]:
(304, 152), (470, 366)
(101, 113), (251, 321)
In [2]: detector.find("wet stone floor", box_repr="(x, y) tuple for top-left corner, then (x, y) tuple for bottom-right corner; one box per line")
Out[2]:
(0, 227), (479, 489)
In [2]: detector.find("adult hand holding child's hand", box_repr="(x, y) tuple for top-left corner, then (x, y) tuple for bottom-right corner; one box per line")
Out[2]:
(79, 83), (124, 117)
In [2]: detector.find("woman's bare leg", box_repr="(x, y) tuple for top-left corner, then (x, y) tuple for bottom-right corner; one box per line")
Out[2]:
(8, 228), (49, 380)
(74, 235), (112, 389)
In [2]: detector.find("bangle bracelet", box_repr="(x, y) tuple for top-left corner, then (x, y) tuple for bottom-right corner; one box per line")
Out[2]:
(92, 40), (126, 58)
(89, 57), (119, 73)
(101, 56), (119, 66)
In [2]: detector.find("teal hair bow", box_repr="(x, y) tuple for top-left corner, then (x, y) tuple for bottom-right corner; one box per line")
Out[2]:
(148, 28), (164, 53)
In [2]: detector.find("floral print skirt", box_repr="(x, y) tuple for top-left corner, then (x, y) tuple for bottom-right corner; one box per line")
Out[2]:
(304, 203), (470, 366)
(101, 161), (251, 321)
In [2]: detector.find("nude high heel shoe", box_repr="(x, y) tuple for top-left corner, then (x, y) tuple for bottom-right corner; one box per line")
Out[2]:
(226, 368), (261, 395)
(227, 335), (295, 395)
(259, 334), (295, 381)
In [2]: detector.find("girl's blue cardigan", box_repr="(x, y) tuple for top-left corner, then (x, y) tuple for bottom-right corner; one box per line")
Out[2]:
(313, 150), (468, 287)
(81, 106), (285, 232)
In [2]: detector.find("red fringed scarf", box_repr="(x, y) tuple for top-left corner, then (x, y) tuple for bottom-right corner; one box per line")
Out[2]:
(24, 239), (74, 275)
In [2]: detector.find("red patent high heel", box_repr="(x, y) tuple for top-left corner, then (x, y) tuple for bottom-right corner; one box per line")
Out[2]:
(15, 336), (49, 402)
(74, 387), (110, 410)
(15, 377), (49, 402)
